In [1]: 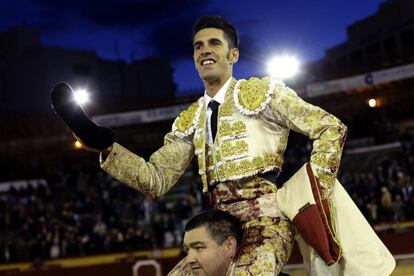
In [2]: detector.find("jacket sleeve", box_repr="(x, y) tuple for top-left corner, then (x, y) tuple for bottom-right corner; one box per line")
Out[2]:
(269, 84), (347, 197)
(100, 131), (195, 198)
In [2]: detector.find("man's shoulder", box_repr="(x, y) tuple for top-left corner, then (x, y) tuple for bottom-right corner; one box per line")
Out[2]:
(172, 97), (204, 138)
(234, 76), (285, 115)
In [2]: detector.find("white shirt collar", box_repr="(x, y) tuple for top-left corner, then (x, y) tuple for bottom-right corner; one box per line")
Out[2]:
(204, 77), (232, 107)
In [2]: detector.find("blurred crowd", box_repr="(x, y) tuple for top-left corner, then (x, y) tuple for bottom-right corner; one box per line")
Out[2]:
(0, 165), (204, 263)
(340, 131), (414, 224)
(0, 131), (413, 264)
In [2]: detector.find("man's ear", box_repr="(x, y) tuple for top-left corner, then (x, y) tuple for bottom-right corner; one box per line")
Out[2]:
(229, 48), (239, 65)
(224, 236), (238, 257)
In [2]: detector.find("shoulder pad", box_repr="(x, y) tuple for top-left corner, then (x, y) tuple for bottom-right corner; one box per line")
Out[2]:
(233, 77), (284, 115)
(172, 97), (204, 138)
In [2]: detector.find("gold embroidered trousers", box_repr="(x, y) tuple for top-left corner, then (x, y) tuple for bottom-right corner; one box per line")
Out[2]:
(169, 176), (294, 275)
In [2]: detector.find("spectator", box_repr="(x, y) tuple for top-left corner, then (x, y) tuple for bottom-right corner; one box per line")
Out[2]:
(393, 195), (405, 223)
(380, 186), (393, 222)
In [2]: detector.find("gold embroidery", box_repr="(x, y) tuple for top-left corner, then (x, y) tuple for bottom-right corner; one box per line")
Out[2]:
(218, 79), (237, 117)
(192, 103), (208, 191)
(212, 151), (283, 182)
(269, 81), (347, 195)
(219, 101), (234, 117)
(219, 121), (247, 138)
(221, 140), (248, 158)
(197, 154), (206, 173)
(172, 97), (203, 137)
(219, 122), (233, 137)
(193, 109), (206, 153)
(238, 77), (270, 112)
(192, 76), (345, 197)
(206, 149), (220, 170)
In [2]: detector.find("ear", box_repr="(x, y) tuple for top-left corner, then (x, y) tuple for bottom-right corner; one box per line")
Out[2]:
(229, 48), (239, 65)
(224, 236), (238, 258)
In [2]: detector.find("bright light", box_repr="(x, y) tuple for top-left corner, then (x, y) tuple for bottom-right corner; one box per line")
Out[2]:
(74, 140), (83, 149)
(73, 89), (89, 105)
(368, 98), (377, 108)
(267, 55), (300, 79)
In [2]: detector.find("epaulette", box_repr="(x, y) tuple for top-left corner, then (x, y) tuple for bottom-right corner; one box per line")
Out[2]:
(233, 77), (284, 116)
(172, 97), (204, 138)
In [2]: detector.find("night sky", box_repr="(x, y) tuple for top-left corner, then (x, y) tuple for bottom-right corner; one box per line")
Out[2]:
(1, 0), (384, 96)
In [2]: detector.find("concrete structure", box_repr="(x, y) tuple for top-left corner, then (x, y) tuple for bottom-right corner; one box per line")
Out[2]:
(309, 0), (414, 80)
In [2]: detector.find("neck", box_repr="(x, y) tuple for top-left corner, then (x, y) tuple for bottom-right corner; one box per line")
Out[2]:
(204, 80), (223, 97)
(203, 75), (231, 98)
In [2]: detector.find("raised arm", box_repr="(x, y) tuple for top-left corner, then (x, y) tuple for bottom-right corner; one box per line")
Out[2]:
(100, 132), (195, 198)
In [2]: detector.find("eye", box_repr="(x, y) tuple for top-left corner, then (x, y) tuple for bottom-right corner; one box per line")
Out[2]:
(210, 40), (221, 46)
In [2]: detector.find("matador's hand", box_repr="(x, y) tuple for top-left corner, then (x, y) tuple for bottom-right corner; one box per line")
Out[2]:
(72, 132), (112, 154)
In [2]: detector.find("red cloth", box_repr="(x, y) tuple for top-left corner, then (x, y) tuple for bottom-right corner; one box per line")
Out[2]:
(292, 163), (341, 265)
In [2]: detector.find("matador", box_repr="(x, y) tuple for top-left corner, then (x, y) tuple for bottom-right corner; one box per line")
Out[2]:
(99, 16), (347, 275)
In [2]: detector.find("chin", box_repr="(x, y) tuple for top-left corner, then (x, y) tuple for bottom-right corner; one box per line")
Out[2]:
(201, 73), (220, 82)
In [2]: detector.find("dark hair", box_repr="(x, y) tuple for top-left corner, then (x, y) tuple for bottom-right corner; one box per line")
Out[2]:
(185, 209), (243, 245)
(192, 16), (239, 49)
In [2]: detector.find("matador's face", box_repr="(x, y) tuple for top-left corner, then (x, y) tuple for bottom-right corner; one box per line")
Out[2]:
(193, 28), (239, 84)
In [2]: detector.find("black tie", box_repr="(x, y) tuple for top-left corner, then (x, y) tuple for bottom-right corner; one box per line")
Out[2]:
(208, 100), (220, 142)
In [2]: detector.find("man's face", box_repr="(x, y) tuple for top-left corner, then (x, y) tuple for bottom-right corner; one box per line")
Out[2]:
(183, 226), (235, 276)
(193, 28), (239, 83)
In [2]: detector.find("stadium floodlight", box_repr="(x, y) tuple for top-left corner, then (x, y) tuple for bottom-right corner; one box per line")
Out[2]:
(267, 55), (300, 79)
(368, 98), (377, 108)
(73, 88), (90, 105)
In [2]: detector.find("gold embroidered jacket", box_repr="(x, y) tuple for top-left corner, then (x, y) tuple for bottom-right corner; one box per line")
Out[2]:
(101, 77), (347, 198)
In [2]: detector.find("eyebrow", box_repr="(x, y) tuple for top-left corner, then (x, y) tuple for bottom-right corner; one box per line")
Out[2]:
(209, 38), (222, 44)
(189, 241), (206, 247)
(193, 38), (223, 47)
(183, 241), (206, 251)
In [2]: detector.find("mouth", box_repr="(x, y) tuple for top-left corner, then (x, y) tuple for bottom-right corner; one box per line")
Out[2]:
(200, 58), (216, 67)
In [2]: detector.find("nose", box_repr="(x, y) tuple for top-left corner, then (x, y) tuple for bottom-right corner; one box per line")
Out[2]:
(200, 45), (212, 56)
(187, 249), (198, 263)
